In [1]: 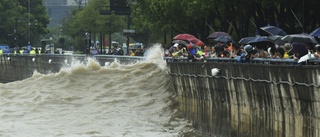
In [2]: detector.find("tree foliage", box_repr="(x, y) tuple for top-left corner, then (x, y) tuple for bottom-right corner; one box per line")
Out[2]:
(0, 0), (49, 47)
(2, 0), (319, 49)
(61, 0), (127, 52)
(130, 0), (320, 45)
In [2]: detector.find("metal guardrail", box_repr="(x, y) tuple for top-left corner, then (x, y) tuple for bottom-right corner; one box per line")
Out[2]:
(164, 56), (320, 66)
(1, 53), (320, 66)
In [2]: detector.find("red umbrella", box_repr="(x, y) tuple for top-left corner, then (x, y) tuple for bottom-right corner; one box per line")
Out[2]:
(189, 38), (205, 46)
(173, 34), (205, 46)
(207, 32), (231, 39)
(173, 34), (196, 41)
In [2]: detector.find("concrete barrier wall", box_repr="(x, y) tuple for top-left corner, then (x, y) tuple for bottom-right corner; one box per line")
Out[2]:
(1, 55), (320, 137)
(0, 55), (77, 83)
(167, 62), (320, 137)
(0, 54), (143, 83)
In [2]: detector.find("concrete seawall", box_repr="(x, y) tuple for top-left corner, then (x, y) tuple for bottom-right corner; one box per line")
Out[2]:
(0, 54), (142, 83)
(1, 55), (320, 137)
(167, 61), (320, 137)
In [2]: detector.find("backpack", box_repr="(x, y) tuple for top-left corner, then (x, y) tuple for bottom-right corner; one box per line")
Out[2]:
(118, 49), (124, 55)
(113, 49), (119, 55)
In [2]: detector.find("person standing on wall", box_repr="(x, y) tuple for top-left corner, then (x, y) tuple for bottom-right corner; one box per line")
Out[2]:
(134, 46), (144, 56)
(29, 48), (36, 55)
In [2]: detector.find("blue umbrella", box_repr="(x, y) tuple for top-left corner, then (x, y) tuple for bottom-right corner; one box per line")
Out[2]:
(214, 36), (234, 43)
(260, 26), (287, 36)
(248, 36), (274, 46)
(238, 37), (255, 45)
(309, 28), (320, 37)
(268, 35), (285, 45)
(282, 34), (318, 44)
(207, 32), (231, 39)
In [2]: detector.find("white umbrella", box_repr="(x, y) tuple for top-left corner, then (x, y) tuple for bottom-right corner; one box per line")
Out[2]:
(298, 53), (316, 63)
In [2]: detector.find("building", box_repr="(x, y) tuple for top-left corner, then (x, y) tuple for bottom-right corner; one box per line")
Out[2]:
(43, 0), (90, 28)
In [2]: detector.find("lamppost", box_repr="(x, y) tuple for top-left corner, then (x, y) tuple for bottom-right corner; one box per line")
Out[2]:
(14, 18), (18, 47)
(28, 0), (31, 45)
(100, 0), (132, 55)
(14, 18), (27, 47)
(14, 18), (37, 48)
(85, 31), (91, 54)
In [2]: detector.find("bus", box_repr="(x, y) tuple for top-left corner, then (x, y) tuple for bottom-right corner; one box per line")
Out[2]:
(0, 45), (10, 53)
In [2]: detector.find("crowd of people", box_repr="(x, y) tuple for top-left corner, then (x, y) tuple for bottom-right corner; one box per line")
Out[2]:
(164, 40), (320, 63)
(3, 39), (320, 64)
(109, 46), (145, 56)
(10, 47), (41, 55)
(0, 45), (147, 57)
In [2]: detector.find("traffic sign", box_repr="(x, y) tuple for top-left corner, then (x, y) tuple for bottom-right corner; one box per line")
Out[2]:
(123, 29), (135, 33)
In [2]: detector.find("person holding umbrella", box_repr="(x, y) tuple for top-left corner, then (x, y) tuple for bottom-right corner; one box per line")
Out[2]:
(243, 45), (258, 61)
(203, 45), (212, 59)
(314, 45), (320, 59)
(230, 44), (242, 59)
(186, 44), (203, 61)
(172, 44), (187, 58)
(291, 42), (309, 60)
(272, 47), (285, 59)
(254, 45), (269, 58)
(283, 43), (293, 59)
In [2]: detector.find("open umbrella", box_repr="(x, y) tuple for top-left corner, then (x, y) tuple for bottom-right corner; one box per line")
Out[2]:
(260, 26), (287, 36)
(189, 38), (205, 46)
(173, 34), (196, 41)
(268, 35), (286, 45)
(248, 36), (274, 46)
(172, 39), (189, 46)
(298, 53), (316, 63)
(238, 37), (255, 45)
(291, 42), (309, 59)
(309, 28), (320, 37)
(282, 34), (318, 44)
(207, 32), (231, 39)
(214, 36), (234, 43)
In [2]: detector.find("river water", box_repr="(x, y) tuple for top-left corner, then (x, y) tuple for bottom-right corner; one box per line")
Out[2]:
(0, 45), (196, 137)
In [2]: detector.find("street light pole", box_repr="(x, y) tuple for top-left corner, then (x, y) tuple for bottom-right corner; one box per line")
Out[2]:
(14, 18), (17, 47)
(28, 0), (31, 45)
(14, 18), (28, 48)
(302, 0), (305, 33)
(85, 31), (91, 54)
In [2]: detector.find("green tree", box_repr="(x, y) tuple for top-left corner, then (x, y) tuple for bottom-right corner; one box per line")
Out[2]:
(0, 0), (23, 46)
(130, 0), (320, 45)
(0, 0), (49, 47)
(61, 0), (127, 52)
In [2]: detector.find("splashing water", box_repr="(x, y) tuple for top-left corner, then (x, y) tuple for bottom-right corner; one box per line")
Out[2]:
(143, 44), (168, 70)
(0, 44), (196, 137)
